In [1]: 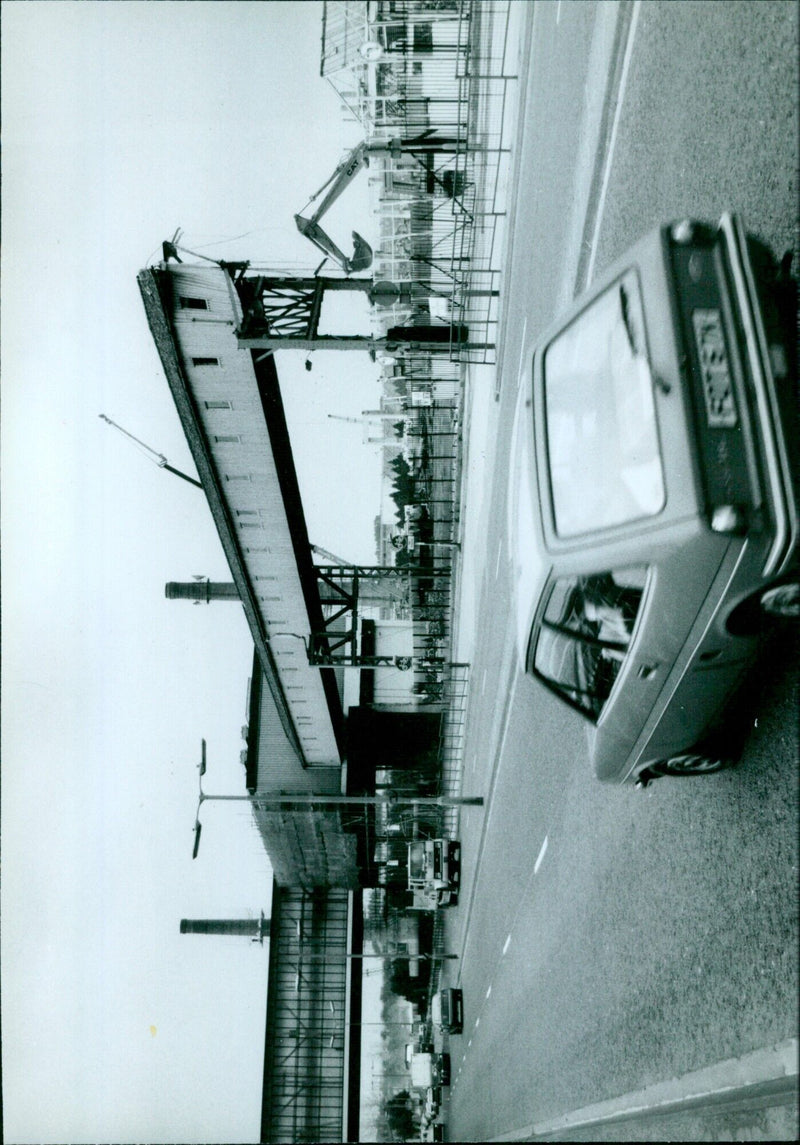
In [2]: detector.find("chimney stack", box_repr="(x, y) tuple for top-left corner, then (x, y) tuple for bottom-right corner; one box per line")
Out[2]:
(180, 915), (271, 942)
(165, 581), (240, 602)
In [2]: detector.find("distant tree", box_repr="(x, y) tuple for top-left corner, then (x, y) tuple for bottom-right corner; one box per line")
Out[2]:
(384, 1090), (416, 1141)
(389, 453), (414, 518)
(386, 957), (430, 1009)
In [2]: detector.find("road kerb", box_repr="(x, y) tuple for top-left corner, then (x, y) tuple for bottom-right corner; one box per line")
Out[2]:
(490, 1037), (799, 1141)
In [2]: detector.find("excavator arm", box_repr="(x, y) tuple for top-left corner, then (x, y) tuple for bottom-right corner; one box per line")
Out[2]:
(294, 142), (375, 274)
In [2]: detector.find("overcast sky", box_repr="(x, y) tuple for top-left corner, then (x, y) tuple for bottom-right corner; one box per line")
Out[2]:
(1, 3), (386, 1141)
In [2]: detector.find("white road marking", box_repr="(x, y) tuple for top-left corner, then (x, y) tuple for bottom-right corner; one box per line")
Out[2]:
(481, 667), (487, 695)
(468, 1038), (472, 1047)
(475, 1016), (480, 1027)
(455, 632), (522, 978)
(502, 933), (512, 955)
(585, 0), (642, 285)
(534, 834), (549, 875)
(495, 545), (503, 579)
(486, 984), (492, 999)
(556, 0), (562, 24)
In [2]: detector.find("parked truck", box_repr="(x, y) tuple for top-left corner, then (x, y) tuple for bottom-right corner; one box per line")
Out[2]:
(408, 1049), (451, 1089)
(407, 838), (460, 909)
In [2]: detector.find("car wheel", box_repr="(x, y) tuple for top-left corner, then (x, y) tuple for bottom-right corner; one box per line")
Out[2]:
(650, 752), (731, 777)
(759, 580), (800, 620)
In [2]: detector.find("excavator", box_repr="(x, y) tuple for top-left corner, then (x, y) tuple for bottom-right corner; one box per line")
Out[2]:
(294, 141), (377, 275)
(295, 132), (463, 276)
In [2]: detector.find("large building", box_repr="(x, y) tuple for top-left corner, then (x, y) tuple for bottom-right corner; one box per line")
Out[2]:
(140, 262), (345, 769)
(140, 259), (381, 1142)
(140, 259), (449, 889)
(141, 253), (447, 1143)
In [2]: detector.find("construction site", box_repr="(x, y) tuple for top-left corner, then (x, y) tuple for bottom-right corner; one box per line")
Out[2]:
(137, 1), (522, 1140)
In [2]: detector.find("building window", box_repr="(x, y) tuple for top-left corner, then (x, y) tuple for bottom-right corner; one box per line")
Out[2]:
(180, 297), (208, 310)
(237, 510), (262, 531)
(192, 356), (219, 367)
(204, 400), (231, 410)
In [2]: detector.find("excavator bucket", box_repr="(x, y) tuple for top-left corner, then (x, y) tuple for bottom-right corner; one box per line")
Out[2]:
(349, 231), (373, 273)
(294, 214), (373, 275)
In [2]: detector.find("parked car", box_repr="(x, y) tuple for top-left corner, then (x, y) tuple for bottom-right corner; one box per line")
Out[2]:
(422, 1122), (445, 1142)
(431, 987), (464, 1034)
(509, 213), (798, 785)
(422, 1086), (442, 1121)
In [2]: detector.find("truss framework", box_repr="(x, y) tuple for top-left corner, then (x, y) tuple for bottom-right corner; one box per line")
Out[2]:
(310, 564), (451, 666)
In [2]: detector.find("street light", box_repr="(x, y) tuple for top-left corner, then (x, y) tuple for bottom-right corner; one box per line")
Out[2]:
(191, 740), (483, 858)
(191, 739), (206, 857)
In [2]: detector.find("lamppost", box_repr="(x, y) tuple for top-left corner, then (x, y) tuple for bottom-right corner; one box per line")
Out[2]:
(191, 740), (483, 859)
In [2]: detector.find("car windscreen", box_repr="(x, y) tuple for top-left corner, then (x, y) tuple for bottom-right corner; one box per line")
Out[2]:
(408, 842), (426, 878)
(542, 271), (665, 537)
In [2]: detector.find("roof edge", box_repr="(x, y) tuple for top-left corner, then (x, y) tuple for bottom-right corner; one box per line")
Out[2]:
(137, 267), (306, 765)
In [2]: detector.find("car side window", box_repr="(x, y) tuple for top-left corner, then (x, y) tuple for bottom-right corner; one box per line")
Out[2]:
(533, 568), (647, 719)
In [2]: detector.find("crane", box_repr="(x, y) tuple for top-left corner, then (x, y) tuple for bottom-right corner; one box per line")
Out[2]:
(98, 414), (202, 488)
(310, 543), (353, 566)
(294, 142), (378, 275)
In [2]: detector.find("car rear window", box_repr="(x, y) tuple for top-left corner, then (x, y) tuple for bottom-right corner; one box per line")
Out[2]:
(532, 568), (647, 719)
(542, 271), (665, 537)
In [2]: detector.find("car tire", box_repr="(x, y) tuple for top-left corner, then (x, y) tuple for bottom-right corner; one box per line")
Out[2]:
(650, 752), (731, 777)
(759, 580), (800, 620)
(728, 578), (800, 633)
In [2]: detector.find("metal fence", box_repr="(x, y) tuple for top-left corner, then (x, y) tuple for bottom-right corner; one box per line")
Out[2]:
(322, 0), (519, 364)
(320, 0), (520, 862)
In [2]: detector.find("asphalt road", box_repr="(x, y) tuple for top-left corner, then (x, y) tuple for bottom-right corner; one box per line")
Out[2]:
(443, 2), (799, 1140)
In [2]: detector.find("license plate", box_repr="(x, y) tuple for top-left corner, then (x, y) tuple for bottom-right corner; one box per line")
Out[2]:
(692, 309), (737, 428)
